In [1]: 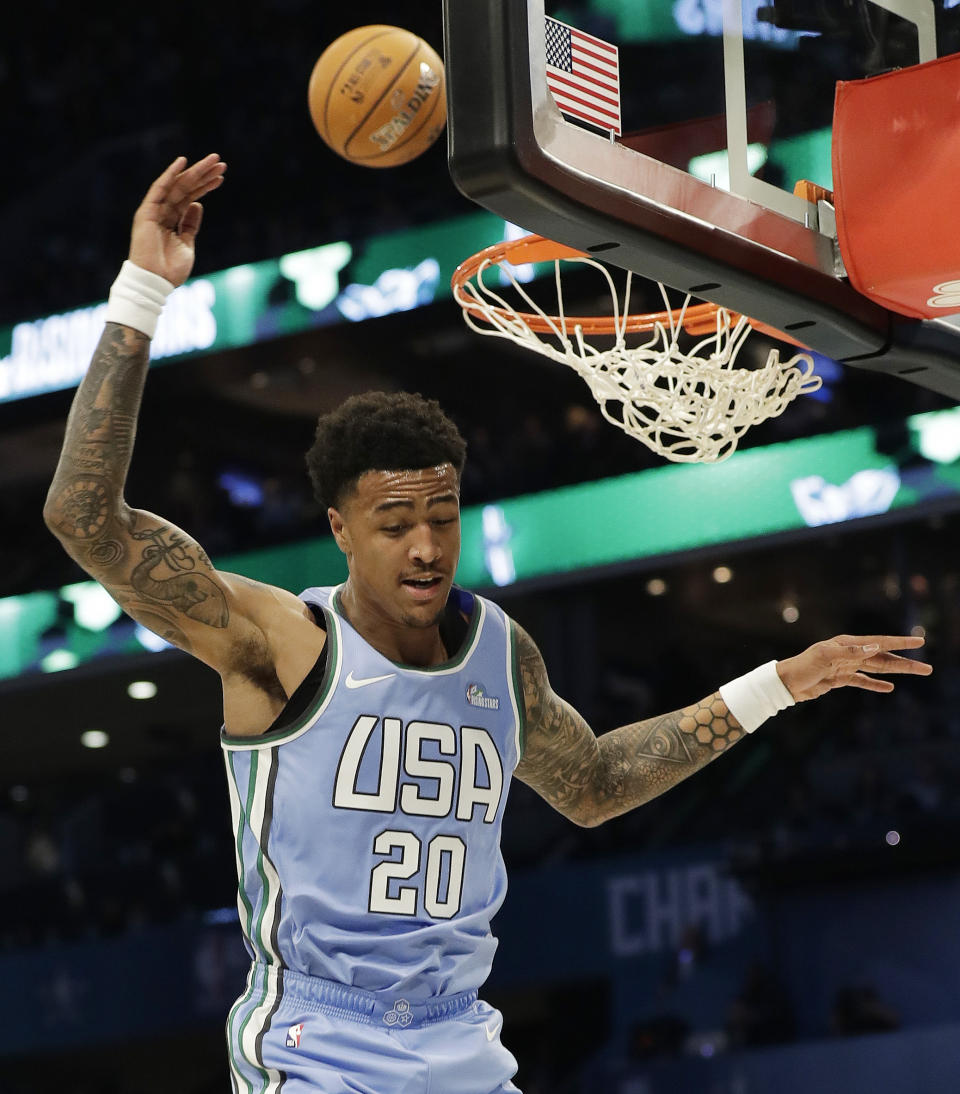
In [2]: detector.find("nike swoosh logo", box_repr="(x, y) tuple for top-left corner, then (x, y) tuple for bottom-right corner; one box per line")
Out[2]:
(484, 1019), (503, 1042)
(345, 670), (397, 689)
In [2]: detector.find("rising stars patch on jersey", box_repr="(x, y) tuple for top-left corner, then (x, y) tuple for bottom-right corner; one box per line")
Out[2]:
(220, 584), (525, 998)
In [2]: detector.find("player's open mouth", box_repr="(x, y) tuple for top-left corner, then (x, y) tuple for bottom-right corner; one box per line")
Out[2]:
(402, 576), (444, 600)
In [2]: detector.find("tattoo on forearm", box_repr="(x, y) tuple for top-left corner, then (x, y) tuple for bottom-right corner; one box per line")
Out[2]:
(634, 715), (694, 763)
(513, 622), (746, 826)
(593, 703), (745, 821)
(45, 323), (230, 646)
(46, 324), (149, 521)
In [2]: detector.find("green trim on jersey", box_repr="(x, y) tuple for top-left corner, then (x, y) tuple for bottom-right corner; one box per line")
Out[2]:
(235, 976), (272, 1094)
(226, 968), (258, 1094)
(250, 750), (275, 964)
(229, 749), (280, 966)
(229, 752), (257, 953)
(229, 965), (284, 1094)
(230, 787), (276, 1094)
(332, 586), (484, 672)
(243, 751), (265, 961)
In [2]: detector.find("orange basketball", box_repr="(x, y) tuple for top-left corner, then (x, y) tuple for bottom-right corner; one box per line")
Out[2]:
(308, 25), (446, 168)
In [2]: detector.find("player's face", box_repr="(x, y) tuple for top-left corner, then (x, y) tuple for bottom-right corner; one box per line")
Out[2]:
(329, 464), (461, 629)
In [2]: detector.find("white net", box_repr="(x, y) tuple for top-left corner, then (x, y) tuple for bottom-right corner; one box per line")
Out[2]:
(454, 250), (822, 463)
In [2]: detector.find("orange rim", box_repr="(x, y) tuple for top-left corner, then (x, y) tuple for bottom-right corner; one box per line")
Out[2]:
(451, 234), (808, 346)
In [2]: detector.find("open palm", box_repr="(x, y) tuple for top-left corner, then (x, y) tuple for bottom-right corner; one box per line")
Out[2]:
(127, 154), (226, 286)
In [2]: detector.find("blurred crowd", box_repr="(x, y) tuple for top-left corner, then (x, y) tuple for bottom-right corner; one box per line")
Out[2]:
(0, 755), (233, 951)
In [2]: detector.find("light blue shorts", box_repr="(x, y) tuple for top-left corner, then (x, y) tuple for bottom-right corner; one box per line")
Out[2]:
(228, 962), (521, 1094)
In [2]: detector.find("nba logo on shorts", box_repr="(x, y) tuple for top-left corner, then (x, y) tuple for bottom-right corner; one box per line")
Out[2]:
(285, 1022), (305, 1048)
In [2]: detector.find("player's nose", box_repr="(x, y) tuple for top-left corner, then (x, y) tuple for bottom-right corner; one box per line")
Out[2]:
(409, 526), (442, 565)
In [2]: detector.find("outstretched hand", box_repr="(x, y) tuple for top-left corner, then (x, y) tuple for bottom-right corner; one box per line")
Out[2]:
(128, 154), (226, 286)
(777, 634), (932, 702)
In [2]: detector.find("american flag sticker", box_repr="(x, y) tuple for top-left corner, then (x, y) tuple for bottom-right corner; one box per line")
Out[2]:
(544, 17), (621, 135)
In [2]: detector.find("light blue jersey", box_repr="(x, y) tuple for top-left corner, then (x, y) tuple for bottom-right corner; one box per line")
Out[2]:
(221, 584), (525, 1000)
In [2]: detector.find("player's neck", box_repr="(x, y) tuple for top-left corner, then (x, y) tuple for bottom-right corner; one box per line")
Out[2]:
(339, 584), (448, 667)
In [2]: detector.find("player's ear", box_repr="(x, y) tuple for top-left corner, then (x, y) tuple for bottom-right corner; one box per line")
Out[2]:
(328, 507), (349, 554)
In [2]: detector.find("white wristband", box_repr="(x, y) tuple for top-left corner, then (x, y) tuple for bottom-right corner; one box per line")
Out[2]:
(105, 260), (175, 339)
(719, 660), (795, 733)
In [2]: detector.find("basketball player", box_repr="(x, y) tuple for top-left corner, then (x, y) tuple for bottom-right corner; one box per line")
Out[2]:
(44, 156), (932, 1092)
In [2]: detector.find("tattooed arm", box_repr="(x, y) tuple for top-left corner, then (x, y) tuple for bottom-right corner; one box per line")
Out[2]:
(44, 322), (238, 665)
(43, 156), (315, 686)
(512, 622), (748, 827)
(511, 621), (931, 828)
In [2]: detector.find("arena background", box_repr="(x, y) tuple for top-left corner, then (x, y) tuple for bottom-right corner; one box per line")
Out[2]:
(3, 3), (960, 1091)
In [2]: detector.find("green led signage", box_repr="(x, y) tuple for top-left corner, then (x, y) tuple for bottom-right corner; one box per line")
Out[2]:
(0, 210), (511, 405)
(4, 408), (960, 684)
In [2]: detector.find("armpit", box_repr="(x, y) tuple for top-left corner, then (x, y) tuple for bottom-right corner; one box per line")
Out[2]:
(227, 633), (288, 705)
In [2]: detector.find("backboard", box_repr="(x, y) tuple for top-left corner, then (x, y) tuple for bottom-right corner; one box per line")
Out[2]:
(443, 0), (960, 398)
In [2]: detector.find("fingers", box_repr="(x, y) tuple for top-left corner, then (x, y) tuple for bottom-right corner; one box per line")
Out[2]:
(829, 635), (930, 668)
(781, 633), (933, 704)
(142, 155), (189, 207)
(167, 154), (226, 209)
(179, 154), (227, 202)
(861, 651), (933, 676)
(834, 634), (926, 652)
(846, 672), (895, 694)
(825, 635), (932, 695)
(140, 154), (226, 223)
(179, 202), (204, 247)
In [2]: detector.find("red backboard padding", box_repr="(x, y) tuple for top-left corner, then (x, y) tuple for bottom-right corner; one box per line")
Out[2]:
(833, 51), (960, 320)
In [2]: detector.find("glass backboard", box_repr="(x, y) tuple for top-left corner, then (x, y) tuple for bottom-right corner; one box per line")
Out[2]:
(443, 0), (960, 397)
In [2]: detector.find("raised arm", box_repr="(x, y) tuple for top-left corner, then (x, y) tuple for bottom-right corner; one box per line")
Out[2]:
(512, 621), (931, 828)
(43, 156), (309, 679)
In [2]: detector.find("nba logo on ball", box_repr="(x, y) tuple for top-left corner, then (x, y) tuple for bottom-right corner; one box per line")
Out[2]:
(285, 1022), (305, 1048)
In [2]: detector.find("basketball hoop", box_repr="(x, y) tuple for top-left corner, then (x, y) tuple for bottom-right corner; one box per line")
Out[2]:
(452, 235), (821, 463)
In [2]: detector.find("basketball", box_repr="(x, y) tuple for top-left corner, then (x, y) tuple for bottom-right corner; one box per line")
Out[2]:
(308, 25), (446, 168)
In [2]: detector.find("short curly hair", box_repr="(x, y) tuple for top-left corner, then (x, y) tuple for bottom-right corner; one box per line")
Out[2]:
(305, 391), (468, 510)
